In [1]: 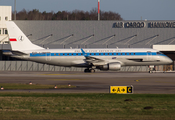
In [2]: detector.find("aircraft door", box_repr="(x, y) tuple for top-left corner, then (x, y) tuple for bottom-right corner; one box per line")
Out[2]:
(147, 51), (152, 61)
(46, 52), (51, 61)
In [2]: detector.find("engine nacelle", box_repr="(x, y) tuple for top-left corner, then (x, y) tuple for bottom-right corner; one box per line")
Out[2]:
(97, 62), (121, 71)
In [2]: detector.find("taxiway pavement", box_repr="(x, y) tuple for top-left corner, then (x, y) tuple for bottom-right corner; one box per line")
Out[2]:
(0, 71), (175, 94)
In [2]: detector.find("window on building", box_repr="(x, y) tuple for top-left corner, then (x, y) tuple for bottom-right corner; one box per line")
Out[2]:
(0, 29), (1, 35)
(5, 17), (8, 21)
(2, 29), (8, 34)
(5, 29), (8, 34)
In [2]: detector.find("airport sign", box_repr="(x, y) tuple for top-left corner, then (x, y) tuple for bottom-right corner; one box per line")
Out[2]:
(113, 21), (175, 28)
(110, 86), (133, 94)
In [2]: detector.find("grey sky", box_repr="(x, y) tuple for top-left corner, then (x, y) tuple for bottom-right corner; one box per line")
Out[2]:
(0, 0), (175, 20)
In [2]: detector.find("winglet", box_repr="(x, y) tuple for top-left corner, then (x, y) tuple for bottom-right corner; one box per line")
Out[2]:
(81, 48), (89, 57)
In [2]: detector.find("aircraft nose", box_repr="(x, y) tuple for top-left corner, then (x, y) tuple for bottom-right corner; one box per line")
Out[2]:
(166, 57), (173, 64)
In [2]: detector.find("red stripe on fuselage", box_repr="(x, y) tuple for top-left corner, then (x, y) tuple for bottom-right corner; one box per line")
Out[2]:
(10, 38), (17, 41)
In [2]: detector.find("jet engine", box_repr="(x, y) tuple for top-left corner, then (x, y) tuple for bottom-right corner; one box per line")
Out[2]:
(97, 62), (121, 71)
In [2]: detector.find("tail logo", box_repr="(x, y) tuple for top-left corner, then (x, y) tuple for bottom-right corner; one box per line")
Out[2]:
(18, 36), (24, 41)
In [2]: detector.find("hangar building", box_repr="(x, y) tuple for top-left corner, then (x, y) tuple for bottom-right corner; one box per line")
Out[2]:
(0, 6), (175, 72)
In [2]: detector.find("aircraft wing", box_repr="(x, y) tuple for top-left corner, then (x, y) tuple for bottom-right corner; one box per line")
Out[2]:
(81, 49), (106, 65)
(85, 56), (104, 62)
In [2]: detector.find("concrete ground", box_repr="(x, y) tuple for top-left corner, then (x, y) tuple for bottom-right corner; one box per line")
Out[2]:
(0, 71), (175, 94)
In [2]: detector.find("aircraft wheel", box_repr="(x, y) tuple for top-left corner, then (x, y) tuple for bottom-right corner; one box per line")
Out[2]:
(90, 69), (95, 73)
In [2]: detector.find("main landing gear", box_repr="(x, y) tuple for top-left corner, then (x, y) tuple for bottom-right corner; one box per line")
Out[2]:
(84, 68), (95, 73)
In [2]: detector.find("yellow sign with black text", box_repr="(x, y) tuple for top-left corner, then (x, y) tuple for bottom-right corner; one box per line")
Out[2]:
(110, 86), (133, 94)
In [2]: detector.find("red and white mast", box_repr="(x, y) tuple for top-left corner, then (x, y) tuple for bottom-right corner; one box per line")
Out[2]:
(98, 0), (100, 21)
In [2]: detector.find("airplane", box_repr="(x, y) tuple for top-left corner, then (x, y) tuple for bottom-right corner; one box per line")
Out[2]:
(5, 21), (173, 73)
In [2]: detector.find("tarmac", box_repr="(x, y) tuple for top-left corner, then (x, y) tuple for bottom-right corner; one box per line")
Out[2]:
(0, 71), (175, 94)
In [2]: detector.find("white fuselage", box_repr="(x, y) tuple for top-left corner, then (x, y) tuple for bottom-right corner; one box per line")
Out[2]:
(15, 48), (172, 68)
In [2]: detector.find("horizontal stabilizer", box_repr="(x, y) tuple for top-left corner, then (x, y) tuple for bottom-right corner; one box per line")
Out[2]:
(11, 51), (28, 56)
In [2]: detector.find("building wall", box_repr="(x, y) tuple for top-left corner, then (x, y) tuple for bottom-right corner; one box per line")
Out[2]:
(14, 20), (175, 49)
(0, 7), (175, 72)
(0, 6), (11, 44)
(1, 20), (175, 72)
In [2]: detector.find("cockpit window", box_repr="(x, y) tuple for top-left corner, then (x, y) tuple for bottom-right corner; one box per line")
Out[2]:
(157, 52), (164, 55)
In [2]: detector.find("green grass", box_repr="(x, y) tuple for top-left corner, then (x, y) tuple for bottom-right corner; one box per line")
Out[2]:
(0, 93), (175, 119)
(0, 83), (76, 90)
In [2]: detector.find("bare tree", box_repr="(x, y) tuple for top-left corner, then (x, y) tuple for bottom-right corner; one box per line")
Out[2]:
(14, 8), (123, 20)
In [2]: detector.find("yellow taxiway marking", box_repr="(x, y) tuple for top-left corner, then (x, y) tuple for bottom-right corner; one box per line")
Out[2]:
(134, 78), (149, 82)
(40, 73), (99, 76)
(40, 74), (73, 76)
(47, 79), (82, 81)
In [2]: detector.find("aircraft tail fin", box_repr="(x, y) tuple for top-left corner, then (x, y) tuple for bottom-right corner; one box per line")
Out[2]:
(6, 21), (44, 51)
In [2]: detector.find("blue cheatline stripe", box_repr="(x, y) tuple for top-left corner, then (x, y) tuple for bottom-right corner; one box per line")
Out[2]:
(30, 52), (165, 57)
